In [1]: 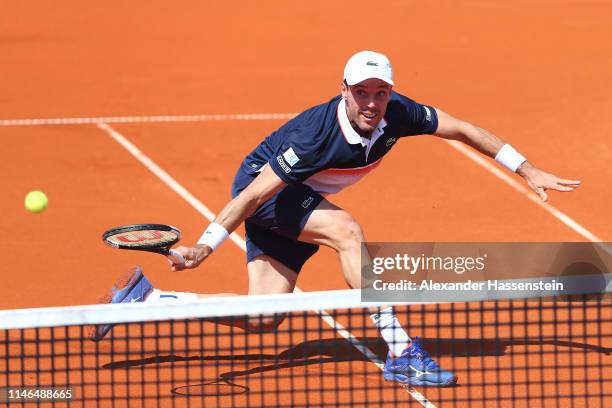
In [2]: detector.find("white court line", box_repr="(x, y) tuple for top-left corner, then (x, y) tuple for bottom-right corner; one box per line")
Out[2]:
(96, 122), (435, 407)
(97, 122), (246, 251)
(2, 111), (604, 242)
(0, 113), (297, 126)
(444, 140), (604, 242)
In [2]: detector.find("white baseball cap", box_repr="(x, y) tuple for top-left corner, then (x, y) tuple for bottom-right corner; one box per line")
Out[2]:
(343, 50), (394, 86)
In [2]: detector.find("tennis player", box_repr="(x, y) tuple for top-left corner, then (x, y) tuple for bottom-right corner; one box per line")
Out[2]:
(94, 51), (580, 386)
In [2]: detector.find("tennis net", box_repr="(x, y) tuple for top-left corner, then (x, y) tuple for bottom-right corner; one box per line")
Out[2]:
(1, 287), (610, 407)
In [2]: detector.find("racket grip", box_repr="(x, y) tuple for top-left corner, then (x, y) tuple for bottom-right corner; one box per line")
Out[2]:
(167, 249), (185, 266)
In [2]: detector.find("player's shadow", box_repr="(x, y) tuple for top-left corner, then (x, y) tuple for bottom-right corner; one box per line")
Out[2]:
(103, 336), (611, 397)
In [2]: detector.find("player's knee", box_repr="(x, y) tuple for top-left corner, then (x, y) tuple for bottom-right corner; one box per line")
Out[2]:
(332, 214), (364, 252)
(245, 313), (286, 332)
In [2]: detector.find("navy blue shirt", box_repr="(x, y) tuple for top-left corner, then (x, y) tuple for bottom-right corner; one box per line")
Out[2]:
(239, 91), (438, 194)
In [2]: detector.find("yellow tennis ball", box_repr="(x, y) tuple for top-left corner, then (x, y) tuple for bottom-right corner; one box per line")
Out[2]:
(24, 191), (48, 213)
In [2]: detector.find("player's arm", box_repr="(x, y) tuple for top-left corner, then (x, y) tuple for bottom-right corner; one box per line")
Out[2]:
(431, 108), (581, 201)
(170, 165), (287, 271)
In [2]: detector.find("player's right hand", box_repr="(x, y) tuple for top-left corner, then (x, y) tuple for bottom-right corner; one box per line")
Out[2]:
(168, 245), (213, 271)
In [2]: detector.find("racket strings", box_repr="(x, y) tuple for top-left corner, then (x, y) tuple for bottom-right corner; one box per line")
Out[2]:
(107, 230), (178, 247)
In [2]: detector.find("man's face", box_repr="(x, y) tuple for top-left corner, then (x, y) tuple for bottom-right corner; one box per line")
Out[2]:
(341, 78), (392, 137)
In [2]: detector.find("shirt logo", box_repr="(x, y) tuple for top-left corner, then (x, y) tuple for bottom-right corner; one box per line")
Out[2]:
(386, 137), (397, 147)
(276, 155), (292, 173)
(282, 147), (300, 167)
(423, 106), (432, 122)
(366, 61), (379, 66)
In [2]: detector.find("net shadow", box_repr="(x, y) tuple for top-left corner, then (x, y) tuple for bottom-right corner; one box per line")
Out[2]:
(102, 335), (611, 369)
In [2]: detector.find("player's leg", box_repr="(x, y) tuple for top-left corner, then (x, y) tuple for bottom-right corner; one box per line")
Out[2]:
(298, 199), (457, 386)
(152, 252), (300, 332)
(152, 253), (299, 332)
(89, 252), (299, 341)
(297, 199), (365, 289)
(234, 219), (317, 331)
(177, 221), (314, 333)
(146, 220), (306, 333)
(247, 255), (298, 296)
(238, 254), (298, 331)
(296, 200), (411, 352)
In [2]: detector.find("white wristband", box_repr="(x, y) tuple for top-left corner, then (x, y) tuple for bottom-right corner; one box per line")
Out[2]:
(197, 222), (229, 251)
(495, 144), (527, 173)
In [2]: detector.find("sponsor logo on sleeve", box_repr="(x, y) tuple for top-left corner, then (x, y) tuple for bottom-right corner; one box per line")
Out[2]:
(385, 137), (397, 147)
(423, 106), (432, 122)
(276, 155), (292, 173)
(282, 147), (300, 167)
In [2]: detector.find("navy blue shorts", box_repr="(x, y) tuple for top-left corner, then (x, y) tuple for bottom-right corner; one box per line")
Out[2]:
(232, 168), (324, 273)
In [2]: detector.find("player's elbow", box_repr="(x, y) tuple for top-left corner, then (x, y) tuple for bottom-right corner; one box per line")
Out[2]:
(457, 121), (478, 138)
(234, 189), (270, 218)
(240, 175), (285, 210)
(252, 190), (273, 208)
(447, 121), (474, 141)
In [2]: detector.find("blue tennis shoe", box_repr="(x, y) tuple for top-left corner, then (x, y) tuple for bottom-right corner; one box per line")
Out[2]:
(88, 266), (153, 341)
(383, 338), (457, 386)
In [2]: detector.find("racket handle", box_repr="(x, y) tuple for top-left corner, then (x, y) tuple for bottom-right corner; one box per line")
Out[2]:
(167, 249), (185, 266)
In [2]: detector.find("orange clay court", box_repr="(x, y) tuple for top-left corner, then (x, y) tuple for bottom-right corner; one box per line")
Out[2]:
(0, 1), (610, 407)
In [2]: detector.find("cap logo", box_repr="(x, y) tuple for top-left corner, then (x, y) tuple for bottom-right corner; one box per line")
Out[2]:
(366, 61), (379, 66)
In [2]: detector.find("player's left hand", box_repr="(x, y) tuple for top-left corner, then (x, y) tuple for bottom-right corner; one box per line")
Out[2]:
(517, 162), (581, 201)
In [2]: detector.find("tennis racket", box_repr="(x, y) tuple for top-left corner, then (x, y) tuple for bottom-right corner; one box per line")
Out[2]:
(102, 224), (185, 265)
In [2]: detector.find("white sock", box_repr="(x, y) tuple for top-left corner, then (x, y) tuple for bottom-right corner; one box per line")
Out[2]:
(370, 307), (411, 357)
(145, 289), (198, 303)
